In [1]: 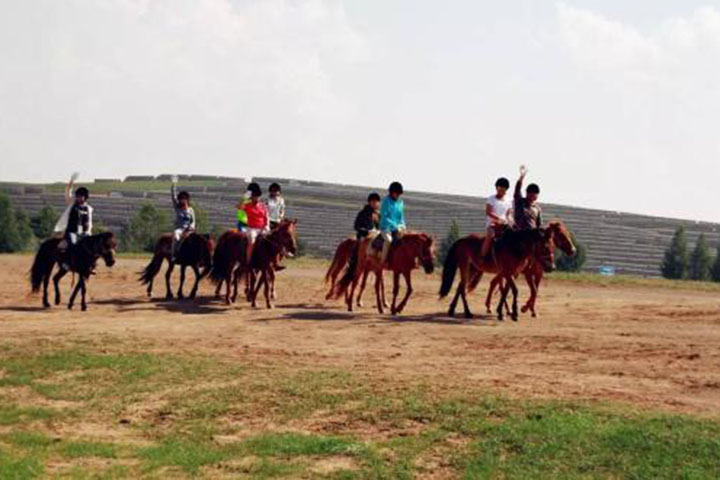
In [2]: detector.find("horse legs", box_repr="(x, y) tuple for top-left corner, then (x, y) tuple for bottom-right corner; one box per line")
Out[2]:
(396, 271), (414, 314)
(68, 276), (83, 310)
(356, 270), (369, 308)
(374, 270), (384, 314)
(508, 277), (519, 321)
(215, 278), (223, 299)
(177, 265), (187, 299)
(80, 276), (88, 311)
(497, 278), (510, 321)
(264, 270), (273, 309)
(165, 262), (175, 300)
(390, 271), (400, 315)
(52, 267), (67, 307)
(189, 265), (201, 299)
(251, 271), (264, 308)
(521, 270), (542, 318)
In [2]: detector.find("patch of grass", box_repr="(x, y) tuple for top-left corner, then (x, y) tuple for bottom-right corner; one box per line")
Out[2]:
(5, 431), (55, 451)
(138, 438), (230, 475)
(62, 441), (117, 459)
(0, 448), (43, 480)
(0, 403), (56, 426)
(242, 433), (366, 457)
(550, 271), (720, 292)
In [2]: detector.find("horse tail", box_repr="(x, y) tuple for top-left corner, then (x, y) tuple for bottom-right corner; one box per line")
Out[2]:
(439, 241), (459, 299)
(325, 239), (352, 284)
(333, 241), (360, 299)
(139, 250), (165, 286)
(30, 239), (56, 293)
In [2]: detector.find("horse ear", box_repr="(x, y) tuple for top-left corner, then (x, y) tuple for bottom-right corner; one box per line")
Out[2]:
(292, 219), (298, 225)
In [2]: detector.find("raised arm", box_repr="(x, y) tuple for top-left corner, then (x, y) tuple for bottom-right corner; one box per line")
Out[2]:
(515, 165), (527, 199)
(65, 172), (79, 205)
(170, 175), (179, 208)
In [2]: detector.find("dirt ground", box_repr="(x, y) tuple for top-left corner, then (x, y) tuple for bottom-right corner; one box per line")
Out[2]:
(2, 254), (720, 416)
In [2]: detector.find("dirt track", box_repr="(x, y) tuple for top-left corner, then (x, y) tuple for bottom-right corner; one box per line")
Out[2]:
(2, 255), (720, 415)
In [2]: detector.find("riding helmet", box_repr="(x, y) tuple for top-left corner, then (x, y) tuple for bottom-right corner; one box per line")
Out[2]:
(495, 177), (510, 189)
(389, 181), (404, 194)
(247, 182), (262, 197)
(367, 192), (381, 202)
(75, 187), (89, 199)
(177, 190), (190, 201)
(527, 183), (540, 194)
(269, 182), (281, 193)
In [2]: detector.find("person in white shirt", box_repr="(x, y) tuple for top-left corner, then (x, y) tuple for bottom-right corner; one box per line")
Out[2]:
(481, 177), (512, 259)
(266, 182), (286, 229)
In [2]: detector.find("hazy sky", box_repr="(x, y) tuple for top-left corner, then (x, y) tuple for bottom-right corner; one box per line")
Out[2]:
(2, 1), (720, 222)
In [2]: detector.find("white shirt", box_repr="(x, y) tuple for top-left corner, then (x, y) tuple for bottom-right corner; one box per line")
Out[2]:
(266, 196), (285, 223)
(486, 194), (512, 228)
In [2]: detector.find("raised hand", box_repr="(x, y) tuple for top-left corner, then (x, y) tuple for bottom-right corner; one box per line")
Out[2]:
(70, 172), (80, 183)
(519, 165), (528, 177)
(171, 175), (179, 184)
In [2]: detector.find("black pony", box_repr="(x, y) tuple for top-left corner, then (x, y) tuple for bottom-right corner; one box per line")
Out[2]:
(30, 232), (117, 311)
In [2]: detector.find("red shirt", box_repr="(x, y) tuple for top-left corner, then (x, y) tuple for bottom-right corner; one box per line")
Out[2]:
(243, 201), (268, 229)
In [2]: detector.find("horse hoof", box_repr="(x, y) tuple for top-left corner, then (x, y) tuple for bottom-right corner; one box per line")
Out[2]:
(531, 312), (537, 318)
(464, 313), (473, 320)
(67, 304), (73, 311)
(521, 306), (529, 313)
(43, 302), (51, 309)
(357, 301), (364, 308)
(81, 305), (87, 312)
(511, 315), (518, 322)
(165, 294), (173, 301)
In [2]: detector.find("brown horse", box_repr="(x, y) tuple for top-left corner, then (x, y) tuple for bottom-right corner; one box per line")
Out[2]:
(210, 221), (298, 308)
(334, 232), (435, 315)
(139, 232), (214, 300)
(246, 219), (298, 309)
(30, 232), (117, 310)
(440, 222), (570, 320)
(324, 238), (373, 307)
(479, 222), (575, 317)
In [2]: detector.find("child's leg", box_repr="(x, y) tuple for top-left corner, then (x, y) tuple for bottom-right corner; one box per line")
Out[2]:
(172, 228), (183, 259)
(481, 227), (495, 258)
(380, 231), (393, 264)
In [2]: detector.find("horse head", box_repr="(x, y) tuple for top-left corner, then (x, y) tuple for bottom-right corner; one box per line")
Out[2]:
(548, 221), (576, 257)
(95, 232), (117, 267)
(536, 228), (556, 273)
(414, 233), (436, 274)
(270, 219), (298, 257)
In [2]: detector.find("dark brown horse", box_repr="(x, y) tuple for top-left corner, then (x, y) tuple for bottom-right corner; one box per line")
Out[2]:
(479, 222), (575, 317)
(334, 232), (435, 315)
(440, 222), (570, 320)
(210, 220), (298, 308)
(324, 238), (373, 307)
(246, 219), (298, 309)
(139, 232), (214, 300)
(30, 232), (117, 311)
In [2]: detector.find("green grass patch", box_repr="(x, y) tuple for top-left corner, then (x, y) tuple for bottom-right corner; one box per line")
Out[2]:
(549, 271), (720, 292)
(62, 441), (117, 459)
(0, 403), (56, 426)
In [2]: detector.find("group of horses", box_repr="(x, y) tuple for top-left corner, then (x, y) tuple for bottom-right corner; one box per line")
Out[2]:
(28, 217), (575, 321)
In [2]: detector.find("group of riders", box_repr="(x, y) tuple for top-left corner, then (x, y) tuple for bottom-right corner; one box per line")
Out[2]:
(37, 164), (556, 317)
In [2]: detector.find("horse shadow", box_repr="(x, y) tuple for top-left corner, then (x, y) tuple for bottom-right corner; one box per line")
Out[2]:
(0, 305), (52, 313)
(385, 312), (501, 326)
(96, 296), (227, 315)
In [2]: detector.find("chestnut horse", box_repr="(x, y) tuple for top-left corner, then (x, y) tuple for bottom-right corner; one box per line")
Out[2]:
(139, 233), (214, 300)
(477, 222), (575, 317)
(210, 220), (298, 308)
(334, 232), (435, 315)
(440, 222), (571, 319)
(324, 238), (373, 307)
(30, 232), (117, 311)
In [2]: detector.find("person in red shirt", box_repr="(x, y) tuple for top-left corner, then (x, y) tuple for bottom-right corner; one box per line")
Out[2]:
(242, 182), (269, 264)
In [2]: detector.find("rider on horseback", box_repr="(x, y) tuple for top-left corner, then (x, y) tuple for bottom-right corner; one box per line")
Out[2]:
(266, 182), (286, 230)
(379, 182), (406, 264)
(354, 192), (381, 240)
(62, 183), (93, 270)
(513, 165), (542, 231)
(171, 175), (195, 261)
(241, 182), (269, 265)
(481, 177), (512, 261)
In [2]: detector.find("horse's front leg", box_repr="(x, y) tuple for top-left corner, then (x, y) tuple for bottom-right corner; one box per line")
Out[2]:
(390, 271), (400, 315)
(264, 270), (273, 309)
(374, 270), (384, 314)
(189, 265), (201, 299)
(497, 277), (511, 321)
(165, 261), (175, 300)
(458, 261), (472, 319)
(80, 276), (88, 311)
(396, 271), (414, 314)
(508, 277), (519, 321)
(52, 266), (67, 307)
(380, 273), (389, 309)
(486, 275), (500, 314)
(268, 269), (276, 306)
(215, 278), (223, 299)
(68, 276), (83, 310)
(177, 265), (187, 299)
(251, 271), (264, 308)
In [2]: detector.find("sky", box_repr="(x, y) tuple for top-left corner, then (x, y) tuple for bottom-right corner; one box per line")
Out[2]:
(2, 0), (720, 222)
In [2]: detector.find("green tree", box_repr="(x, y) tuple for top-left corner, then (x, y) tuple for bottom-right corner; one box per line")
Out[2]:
(0, 194), (23, 253)
(438, 220), (461, 266)
(14, 209), (33, 251)
(555, 233), (587, 272)
(689, 233), (712, 281)
(711, 244), (720, 283)
(30, 204), (58, 240)
(661, 227), (689, 279)
(192, 202), (210, 233)
(120, 203), (169, 252)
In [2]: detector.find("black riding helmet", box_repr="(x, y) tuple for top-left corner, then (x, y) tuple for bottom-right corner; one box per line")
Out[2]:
(495, 177), (510, 189)
(75, 187), (89, 199)
(177, 190), (190, 201)
(269, 182), (281, 193)
(527, 183), (540, 195)
(247, 182), (262, 197)
(389, 181), (404, 195)
(367, 192), (381, 202)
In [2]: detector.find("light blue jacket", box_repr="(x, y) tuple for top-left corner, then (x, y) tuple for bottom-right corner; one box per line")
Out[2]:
(379, 196), (406, 232)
